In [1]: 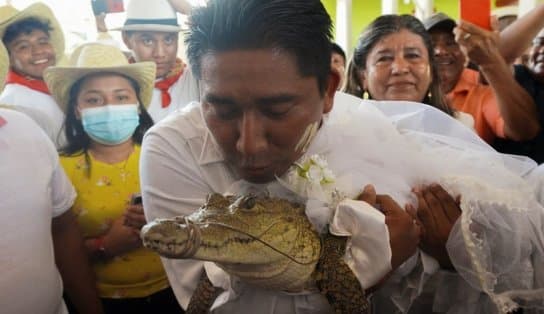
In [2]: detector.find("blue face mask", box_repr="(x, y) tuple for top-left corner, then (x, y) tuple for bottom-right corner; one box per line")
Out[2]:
(80, 104), (140, 146)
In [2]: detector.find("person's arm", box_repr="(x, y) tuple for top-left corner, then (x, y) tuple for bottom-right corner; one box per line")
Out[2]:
(455, 21), (540, 141)
(499, 4), (544, 64)
(140, 121), (214, 309)
(167, 0), (193, 15)
(52, 210), (103, 314)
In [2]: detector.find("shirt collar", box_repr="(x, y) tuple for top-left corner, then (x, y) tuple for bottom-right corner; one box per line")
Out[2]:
(198, 130), (226, 166)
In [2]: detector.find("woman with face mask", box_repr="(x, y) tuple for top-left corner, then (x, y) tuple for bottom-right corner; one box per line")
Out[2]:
(44, 43), (182, 313)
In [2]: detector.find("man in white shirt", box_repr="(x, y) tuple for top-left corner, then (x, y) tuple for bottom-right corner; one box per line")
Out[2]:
(117, 0), (199, 122)
(140, 0), (544, 313)
(0, 109), (102, 314)
(0, 3), (65, 148)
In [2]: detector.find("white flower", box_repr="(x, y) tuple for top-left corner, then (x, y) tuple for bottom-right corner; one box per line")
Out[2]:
(277, 154), (350, 232)
(281, 154), (337, 203)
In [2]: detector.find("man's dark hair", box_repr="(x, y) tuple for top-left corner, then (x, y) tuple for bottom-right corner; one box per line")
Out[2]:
(2, 17), (52, 47)
(185, 0), (333, 94)
(331, 42), (346, 64)
(344, 14), (453, 116)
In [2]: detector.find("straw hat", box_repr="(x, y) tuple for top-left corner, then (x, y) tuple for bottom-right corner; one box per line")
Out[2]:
(0, 41), (8, 90)
(0, 3), (64, 59)
(44, 43), (156, 114)
(114, 0), (182, 32)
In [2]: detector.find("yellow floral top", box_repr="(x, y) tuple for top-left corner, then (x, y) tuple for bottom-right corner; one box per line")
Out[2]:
(60, 145), (169, 298)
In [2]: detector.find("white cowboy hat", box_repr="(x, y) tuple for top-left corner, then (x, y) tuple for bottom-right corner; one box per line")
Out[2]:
(44, 43), (156, 114)
(0, 3), (64, 59)
(114, 0), (182, 32)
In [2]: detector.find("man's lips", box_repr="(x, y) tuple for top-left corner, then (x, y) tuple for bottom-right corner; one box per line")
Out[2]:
(435, 58), (455, 66)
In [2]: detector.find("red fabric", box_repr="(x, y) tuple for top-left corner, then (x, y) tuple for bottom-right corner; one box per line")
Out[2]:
(5, 70), (50, 95)
(128, 57), (185, 108)
(155, 69), (183, 108)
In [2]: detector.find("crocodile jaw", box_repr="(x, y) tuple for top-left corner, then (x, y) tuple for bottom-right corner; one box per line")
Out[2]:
(141, 219), (200, 258)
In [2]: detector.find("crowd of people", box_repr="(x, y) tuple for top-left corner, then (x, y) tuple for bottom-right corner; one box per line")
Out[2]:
(0, 0), (543, 313)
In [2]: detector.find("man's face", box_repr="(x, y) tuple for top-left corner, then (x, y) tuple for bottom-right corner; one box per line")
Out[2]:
(6, 29), (56, 79)
(429, 28), (465, 94)
(123, 31), (178, 79)
(200, 49), (337, 183)
(528, 31), (544, 84)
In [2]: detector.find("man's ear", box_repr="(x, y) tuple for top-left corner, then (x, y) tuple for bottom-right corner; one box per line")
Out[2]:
(322, 70), (340, 114)
(121, 32), (132, 49)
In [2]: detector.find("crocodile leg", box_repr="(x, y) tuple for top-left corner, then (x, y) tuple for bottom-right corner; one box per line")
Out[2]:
(186, 271), (223, 314)
(315, 233), (370, 314)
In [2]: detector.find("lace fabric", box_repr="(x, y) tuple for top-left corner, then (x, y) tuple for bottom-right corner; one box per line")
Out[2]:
(326, 93), (544, 313)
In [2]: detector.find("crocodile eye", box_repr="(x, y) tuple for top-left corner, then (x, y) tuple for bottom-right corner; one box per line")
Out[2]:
(242, 196), (256, 209)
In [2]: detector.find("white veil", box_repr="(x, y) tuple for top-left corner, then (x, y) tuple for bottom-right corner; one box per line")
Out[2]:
(304, 93), (544, 313)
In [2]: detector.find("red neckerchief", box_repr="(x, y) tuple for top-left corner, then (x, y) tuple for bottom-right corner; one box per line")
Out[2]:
(5, 69), (50, 95)
(129, 57), (185, 108)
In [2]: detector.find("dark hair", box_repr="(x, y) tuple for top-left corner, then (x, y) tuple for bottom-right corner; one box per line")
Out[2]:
(59, 73), (154, 171)
(344, 14), (453, 116)
(331, 42), (346, 64)
(2, 17), (52, 47)
(185, 0), (333, 95)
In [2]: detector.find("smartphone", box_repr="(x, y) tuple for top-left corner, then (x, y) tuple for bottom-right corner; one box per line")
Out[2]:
(91, 0), (125, 15)
(459, 0), (491, 30)
(130, 193), (143, 205)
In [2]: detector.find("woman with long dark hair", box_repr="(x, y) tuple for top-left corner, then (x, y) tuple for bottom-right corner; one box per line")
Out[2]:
(45, 43), (182, 314)
(344, 14), (474, 127)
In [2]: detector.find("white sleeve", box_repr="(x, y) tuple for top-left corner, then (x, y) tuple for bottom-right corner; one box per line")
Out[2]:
(50, 162), (76, 218)
(140, 127), (211, 309)
(328, 199), (392, 289)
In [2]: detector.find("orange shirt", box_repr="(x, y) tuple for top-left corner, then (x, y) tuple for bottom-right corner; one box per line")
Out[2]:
(447, 68), (505, 143)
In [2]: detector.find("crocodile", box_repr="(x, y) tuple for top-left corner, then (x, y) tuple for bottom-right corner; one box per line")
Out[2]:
(141, 193), (369, 313)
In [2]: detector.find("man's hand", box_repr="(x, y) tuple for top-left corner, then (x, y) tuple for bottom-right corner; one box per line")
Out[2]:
(412, 184), (461, 270)
(454, 19), (502, 67)
(357, 185), (421, 270)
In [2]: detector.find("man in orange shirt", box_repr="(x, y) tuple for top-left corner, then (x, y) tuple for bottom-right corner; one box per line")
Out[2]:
(424, 13), (539, 144)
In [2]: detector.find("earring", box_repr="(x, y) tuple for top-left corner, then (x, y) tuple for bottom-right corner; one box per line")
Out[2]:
(363, 90), (369, 99)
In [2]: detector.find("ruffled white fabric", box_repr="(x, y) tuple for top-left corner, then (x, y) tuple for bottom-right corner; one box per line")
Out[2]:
(329, 199), (391, 289)
(326, 94), (543, 313)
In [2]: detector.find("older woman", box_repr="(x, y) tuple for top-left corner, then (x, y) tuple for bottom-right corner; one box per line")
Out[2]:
(344, 14), (474, 128)
(44, 43), (182, 313)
